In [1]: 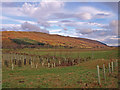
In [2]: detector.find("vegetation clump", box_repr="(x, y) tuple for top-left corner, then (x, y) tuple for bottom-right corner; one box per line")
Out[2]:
(11, 38), (45, 46)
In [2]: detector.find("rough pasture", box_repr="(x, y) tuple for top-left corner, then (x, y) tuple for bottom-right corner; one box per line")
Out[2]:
(2, 48), (119, 88)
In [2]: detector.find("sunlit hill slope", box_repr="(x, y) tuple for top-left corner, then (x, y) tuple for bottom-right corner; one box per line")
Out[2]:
(2, 31), (109, 49)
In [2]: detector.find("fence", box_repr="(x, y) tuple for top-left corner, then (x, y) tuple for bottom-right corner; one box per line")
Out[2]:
(97, 59), (118, 85)
(2, 52), (92, 69)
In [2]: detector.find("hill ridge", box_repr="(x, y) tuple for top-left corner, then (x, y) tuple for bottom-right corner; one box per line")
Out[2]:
(2, 31), (108, 49)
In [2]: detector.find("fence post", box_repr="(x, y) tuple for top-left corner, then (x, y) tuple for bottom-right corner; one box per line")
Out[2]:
(97, 65), (101, 85)
(36, 63), (38, 69)
(111, 62), (113, 72)
(12, 63), (14, 70)
(48, 63), (50, 68)
(108, 63), (111, 73)
(42, 62), (44, 67)
(54, 62), (56, 67)
(59, 60), (61, 65)
(31, 61), (33, 68)
(22, 55), (24, 66)
(103, 64), (106, 82)
(72, 60), (74, 65)
(52, 63), (54, 68)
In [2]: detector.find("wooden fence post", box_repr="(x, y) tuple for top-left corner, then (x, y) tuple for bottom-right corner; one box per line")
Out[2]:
(54, 62), (56, 67)
(31, 61), (33, 68)
(97, 65), (101, 85)
(108, 63), (111, 73)
(111, 62), (113, 72)
(12, 63), (14, 70)
(103, 64), (106, 82)
(72, 60), (74, 65)
(48, 63), (50, 68)
(42, 62), (44, 67)
(52, 63), (54, 68)
(59, 60), (61, 65)
(36, 63), (38, 69)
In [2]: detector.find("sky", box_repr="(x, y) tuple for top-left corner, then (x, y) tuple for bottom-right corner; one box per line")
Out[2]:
(0, 1), (119, 46)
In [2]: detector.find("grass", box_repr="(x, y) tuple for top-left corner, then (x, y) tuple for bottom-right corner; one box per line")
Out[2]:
(2, 48), (119, 88)
(2, 59), (118, 88)
(3, 48), (118, 59)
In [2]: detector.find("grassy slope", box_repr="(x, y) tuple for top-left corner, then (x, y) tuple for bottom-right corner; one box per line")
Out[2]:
(2, 31), (109, 49)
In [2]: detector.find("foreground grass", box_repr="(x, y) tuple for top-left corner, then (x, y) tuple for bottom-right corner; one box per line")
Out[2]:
(2, 48), (118, 88)
(2, 59), (118, 88)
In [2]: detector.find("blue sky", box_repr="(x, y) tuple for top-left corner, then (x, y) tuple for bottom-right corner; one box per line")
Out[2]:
(0, 1), (119, 46)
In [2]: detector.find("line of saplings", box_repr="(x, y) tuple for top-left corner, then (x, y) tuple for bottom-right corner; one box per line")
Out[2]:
(3, 53), (92, 68)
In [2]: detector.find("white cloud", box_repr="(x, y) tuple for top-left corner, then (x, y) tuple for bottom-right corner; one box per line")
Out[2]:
(109, 20), (118, 35)
(20, 1), (64, 28)
(47, 20), (59, 24)
(21, 22), (49, 33)
(2, 7), (26, 16)
(77, 6), (114, 20)
(1, 15), (37, 25)
(78, 6), (111, 15)
(76, 28), (94, 34)
(1, 24), (21, 28)
(1, 22), (49, 34)
(20, 3), (37, 15)
(94, 13), (110, 19)
(75, 12), (92, 20)
(19, 2), (113, 29)
(0, 16), (7, 20)
(110, 37), (120, 40)
(88, 22), (108, 28)
(2, 2), (113, 33)
(102, 36), (119, 46)
(50, 29), (61, 33)
(0, 24), (21, 31)
(62, 21), (108, 32)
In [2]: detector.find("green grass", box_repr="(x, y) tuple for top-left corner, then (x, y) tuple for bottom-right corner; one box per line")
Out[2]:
(8, 48), (118, 59)
(2, 48), (118, 88)
(2, 59), (118, 88)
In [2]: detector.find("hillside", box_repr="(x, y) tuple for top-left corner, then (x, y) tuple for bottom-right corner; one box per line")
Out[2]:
(2, 31), (109, 49)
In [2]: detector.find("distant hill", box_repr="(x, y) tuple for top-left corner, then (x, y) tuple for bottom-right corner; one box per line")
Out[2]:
(2, 31), (109, 49)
